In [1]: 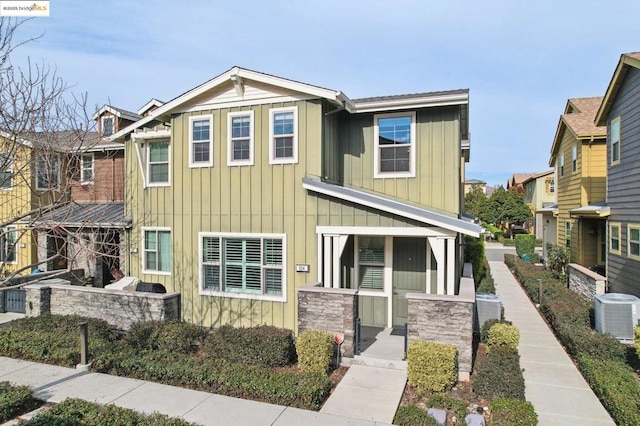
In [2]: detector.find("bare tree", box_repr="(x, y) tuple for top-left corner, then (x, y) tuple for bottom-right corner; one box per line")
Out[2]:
(0, 18), (125, 289)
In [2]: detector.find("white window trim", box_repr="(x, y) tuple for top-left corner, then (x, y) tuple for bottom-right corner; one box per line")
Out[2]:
(146, 140), (171, 187)
(198, 232), (287, 302)
(141, 226), (171, 275)
(188, 115), (213, 168)
(565, 220), (571, 248)
(1, 225), (18, 265)
(80, 153), (94, 184)
(609, 222), (622, 255)
(269, 106), (298, 165)
(373, 111), (416, 178)
(628, 224), (640, 261)
(559, 154), (564, 177)
(36, 153), (61, 190)
(611, 116), (621, 166)
(572, 145), (577, 173)
(101, 116), (115, 137)
(0, 153), (12, 191)
(227, 110), (254, 166)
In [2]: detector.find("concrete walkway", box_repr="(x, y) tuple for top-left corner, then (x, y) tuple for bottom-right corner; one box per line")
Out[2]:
(490, 261), (615, 426)
(0, 356), (392, 426)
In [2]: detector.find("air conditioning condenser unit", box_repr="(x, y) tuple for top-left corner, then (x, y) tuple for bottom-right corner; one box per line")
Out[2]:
(474, 292), (502, 333)
(594, 293), (640, 343)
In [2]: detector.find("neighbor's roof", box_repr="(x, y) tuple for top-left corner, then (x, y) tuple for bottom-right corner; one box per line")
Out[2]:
(507, 173), (537, 188)
(35, 202), (126, 228)
(569, 202), (610, 218)
(521, 169), (554, 185)
(302, 177), (482, 237)
(92, 105), (142, 122)
(596, 52), (640, 126)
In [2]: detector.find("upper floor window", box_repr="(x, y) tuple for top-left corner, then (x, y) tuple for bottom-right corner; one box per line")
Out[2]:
(189, 115), (213, 167)
(559, 154), (564, 177)
(0, 153), (12, 190)
(546, 178), (555, 193)
(81, 153), (94, 184)
(200, 233), (285, 300)
(572, 145), (577, 173)
(102, 116), (114, 137)
(628, 224), (640, 260)
(269, 107), (298, 165)
(565, 220), (571, 248)
(0, 225), (17, 264)
(228, 111), (254, 166)
(609, 222), (621, 255)
(374, 112), (416, 178)
(610, 117), (621, 166)
(36, 153), (60, 189)
(143, 228), (171, 274)
(147, 141), (170, 186)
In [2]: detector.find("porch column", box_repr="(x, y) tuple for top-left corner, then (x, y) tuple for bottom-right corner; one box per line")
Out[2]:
(323, 235), (332, 288)
(447, 238), (455, 295)
(428, 237), (446, 295)
(426, 241), (432, 292)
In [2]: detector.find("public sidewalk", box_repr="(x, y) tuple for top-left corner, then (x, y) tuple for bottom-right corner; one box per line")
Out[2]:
(0, 356), (393, 426)
(490, 261), (615, 426)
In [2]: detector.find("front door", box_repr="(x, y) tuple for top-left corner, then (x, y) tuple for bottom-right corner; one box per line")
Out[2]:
(392, 237), (426, 327)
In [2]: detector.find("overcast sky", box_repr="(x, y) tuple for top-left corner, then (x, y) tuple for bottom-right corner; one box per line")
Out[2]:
(11, 1), (640, 187)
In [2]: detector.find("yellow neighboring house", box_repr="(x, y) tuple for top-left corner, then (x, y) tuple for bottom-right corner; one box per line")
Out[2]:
(0, 132), (68, 277)
(548, 97), (607, 269)
(522, 170), (555, 239)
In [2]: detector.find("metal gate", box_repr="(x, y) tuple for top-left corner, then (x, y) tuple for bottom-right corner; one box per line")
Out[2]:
(4, 289), (26, 313)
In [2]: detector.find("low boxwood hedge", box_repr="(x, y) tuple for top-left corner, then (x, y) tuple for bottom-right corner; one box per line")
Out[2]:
(125, 320), (207, 354)
(472, 347), (525, 400)
(490, 397), (537, 426)
(394, 404), (438, 426)
(295, 330), (334, 374)
(407, 340), (457, 393)
(0, 382), (38, 423)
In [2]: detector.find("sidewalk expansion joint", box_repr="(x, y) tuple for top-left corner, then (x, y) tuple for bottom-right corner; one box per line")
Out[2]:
(535, 410), (614, 424)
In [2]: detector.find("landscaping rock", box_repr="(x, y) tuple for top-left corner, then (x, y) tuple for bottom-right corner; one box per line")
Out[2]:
(427, 408), (447, 425)
(465, 413), (486, 426)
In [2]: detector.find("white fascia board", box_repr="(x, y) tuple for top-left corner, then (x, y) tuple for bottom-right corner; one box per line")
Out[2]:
(235, 68), (341, 102)
(131, 129), (171, 140)
(0, 130), (34, 148)
(353, 93), (469, 113)
(83, 142), (125, 152)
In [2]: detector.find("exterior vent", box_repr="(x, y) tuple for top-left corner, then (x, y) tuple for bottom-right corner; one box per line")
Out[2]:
(474, 292), (502, 333)
(594, 293), (640, 343)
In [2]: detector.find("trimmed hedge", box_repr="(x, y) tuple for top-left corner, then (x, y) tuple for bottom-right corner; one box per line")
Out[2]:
(465, 235), (487, 285)
(25, 398), (192, 425)
(203, 324), (296, 368)
(426, 393), (467, 419)
(480, 319), (511, 344)
(490, 398), (538, 426)
(295, 330), (333, 374)
(407, 340), (457, 393)
(477, 270), (496, 293)
(487, 322), (519, 353)
(0, 382), (37, 423)
(515, 234), (535, 257)
(472, 347), (525, 400)
(635, 326), (640, 359)
(394, 405), (438, 426)
(576, 355), (640, 426)
(125, 320), (207, 354)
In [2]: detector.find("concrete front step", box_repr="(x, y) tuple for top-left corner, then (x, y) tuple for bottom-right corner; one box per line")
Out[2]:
(353, 354), (407, 371)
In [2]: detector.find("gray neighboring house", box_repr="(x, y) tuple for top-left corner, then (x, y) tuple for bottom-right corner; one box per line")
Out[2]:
(595, 52), (640, 296)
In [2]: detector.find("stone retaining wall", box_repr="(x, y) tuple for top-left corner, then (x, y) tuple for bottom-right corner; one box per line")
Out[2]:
(297, 283), (357, 357)
(568, 263), (606, 302)
(24, 279), (181, 330)
(407, 276), (475, 381)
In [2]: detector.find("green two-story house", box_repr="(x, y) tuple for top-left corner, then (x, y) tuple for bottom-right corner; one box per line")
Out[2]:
(111, 67), (480, 332)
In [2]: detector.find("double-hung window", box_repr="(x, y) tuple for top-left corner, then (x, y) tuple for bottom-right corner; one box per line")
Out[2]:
(269, 107), (298, 164)
(189, 115), (213, 167)
(0, 153), (12, 189)
(374, 112), (416, 178)
(81, 153), (94, 183)
(610, 117), (621, 165)
(559, 154), (564, 177)
(609, 223), (621, 255)
(200, 233), (285, 300)
(572, 145), (577, 173)
(36, 153), (60, 189)
(147, 141), (170, 186)
(565, 221), (571, 248)
(143, 228), (171, 274)
(0, 226), (17, 263)
(358, 236), (385, 290)
(102, 116), (114, 137)
(628, 225), (640, 260)
(228, 111), (254, 166)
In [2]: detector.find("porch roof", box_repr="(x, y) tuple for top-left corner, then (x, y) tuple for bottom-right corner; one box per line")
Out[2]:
(302, 177), (482, 237)
(34, 202), (127, 228)
(569, 202), (610, 218)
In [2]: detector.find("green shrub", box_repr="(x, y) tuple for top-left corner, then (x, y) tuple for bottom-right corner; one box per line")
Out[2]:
(480, 319), (511, 344)
(125, 320), (206, 354)
(635, 326), (640, 359)
(490, 398), (538, 426)
(477, 272), (495, 293)
(487, 323), (519, 353)
(515, 234), (535, 257)
(394, 404), (437, 426)
(465, 235), (486, 284)
(25, 398), (192, 425)
(555, 322), (626, 362)
(407, 340), (457, 393)
(546, 243), (569, 278)
(473, 347), (525, 400)
(576, 355), (640, 426)
(203, 324), (296, 368)
(426, 393), (467, 419)
(502, 238), (516, 247)
(0, 382), (36, 423)
(295, 330), (333, 374)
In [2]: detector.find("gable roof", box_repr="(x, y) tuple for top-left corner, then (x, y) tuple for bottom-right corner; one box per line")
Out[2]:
(595, 52), (640, 126)
(507, 173), (536, 188)
(302, 177), (481, 237)
(521, 169), (554, 185)
(92, 105), (142, 122)
(110, 66), (470, 142)
(137, 99), (165, 116)
(549, 97), (605, 165)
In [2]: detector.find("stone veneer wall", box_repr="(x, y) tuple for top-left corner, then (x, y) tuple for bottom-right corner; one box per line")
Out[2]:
(568, 263), (606, 302)
(407, 276), (475, 381)
(297, 283), (357, 357)
(24, 279), (181, 330)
